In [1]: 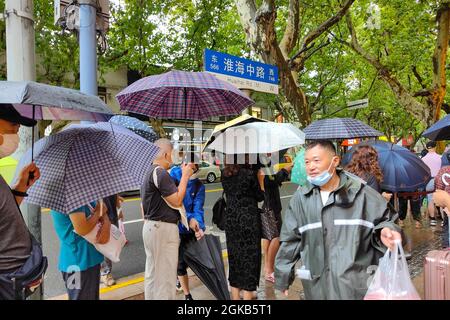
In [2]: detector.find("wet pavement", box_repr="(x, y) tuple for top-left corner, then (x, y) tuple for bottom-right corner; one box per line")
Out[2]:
(121, 213), (448, 301)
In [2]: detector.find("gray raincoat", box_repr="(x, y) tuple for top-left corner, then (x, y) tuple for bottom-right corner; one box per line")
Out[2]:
(274, 170), (400, 300)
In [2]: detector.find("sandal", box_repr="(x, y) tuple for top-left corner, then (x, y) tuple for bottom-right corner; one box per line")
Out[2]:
(265, 272), (275, 283)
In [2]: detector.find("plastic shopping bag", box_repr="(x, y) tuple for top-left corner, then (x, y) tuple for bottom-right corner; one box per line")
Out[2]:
(364, 240), (420, 300)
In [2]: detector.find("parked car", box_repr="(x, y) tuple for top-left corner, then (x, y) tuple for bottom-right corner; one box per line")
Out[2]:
(197, 161), (221, 183)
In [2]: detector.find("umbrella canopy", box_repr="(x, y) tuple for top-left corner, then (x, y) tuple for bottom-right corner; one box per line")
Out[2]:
(0, 81), (113, 120)
(342, 141), (431, 192)
(202, 114), (267, 151)
(304, 118), (383, 140)
(14, 123), (159, 214)
(183, 234), (230, 300)
(205, 121), (305, 154)
(116, 70), (254, 120)
(109, 115), (159, 142)
(422, 114), (450, 141)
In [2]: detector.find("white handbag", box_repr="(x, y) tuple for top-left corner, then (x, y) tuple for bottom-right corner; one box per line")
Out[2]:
(78, 201), (126, 263)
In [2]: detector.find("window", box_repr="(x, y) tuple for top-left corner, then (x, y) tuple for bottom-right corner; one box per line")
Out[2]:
(251, 107), (261, 118)
(98, 87), (107, 103)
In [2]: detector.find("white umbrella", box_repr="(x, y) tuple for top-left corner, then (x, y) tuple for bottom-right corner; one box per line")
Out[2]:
(205, 122), (305, 154)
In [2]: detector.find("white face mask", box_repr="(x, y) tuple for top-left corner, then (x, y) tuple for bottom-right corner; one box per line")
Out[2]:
(0, 133), (19, 158)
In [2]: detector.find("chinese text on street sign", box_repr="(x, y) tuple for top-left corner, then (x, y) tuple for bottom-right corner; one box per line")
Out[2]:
(204, 49), (279, 94)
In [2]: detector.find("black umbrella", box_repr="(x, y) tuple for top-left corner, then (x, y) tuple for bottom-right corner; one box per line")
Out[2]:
(183, 234), (230, 300)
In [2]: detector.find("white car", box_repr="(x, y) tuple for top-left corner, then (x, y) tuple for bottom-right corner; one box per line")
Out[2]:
(196, 161), (221, 183)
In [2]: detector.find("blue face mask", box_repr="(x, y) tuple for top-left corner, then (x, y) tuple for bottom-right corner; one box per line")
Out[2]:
(307, 159), (335, 187)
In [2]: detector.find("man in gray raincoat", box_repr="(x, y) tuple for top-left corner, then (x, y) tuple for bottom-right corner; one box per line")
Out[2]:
(275, 140), (402, 300)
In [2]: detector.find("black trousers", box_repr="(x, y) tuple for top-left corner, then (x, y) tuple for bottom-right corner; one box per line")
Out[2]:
(61, 264), (100, 300)
(398, 197), (421, 222)
(177, 232), (196, 277)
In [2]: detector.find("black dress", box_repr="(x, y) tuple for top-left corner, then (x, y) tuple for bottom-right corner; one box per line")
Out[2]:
(221, 167), (264, 291)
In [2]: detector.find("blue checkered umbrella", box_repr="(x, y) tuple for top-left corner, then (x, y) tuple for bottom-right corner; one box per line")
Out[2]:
(109, 115), (159, 142)
(304, 118), (383, 140)
(14, 123), (160, 214)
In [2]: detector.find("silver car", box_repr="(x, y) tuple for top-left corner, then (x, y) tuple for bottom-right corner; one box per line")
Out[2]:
(196, 161), (221, 183)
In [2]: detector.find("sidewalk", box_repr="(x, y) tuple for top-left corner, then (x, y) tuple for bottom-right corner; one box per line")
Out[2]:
(49, 217), (445, 300)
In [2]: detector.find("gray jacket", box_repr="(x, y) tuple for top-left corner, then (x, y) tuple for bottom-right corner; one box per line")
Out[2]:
(274, 170), (400, 300)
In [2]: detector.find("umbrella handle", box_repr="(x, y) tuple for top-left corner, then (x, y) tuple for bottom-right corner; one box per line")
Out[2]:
(27, 105), (36, 186)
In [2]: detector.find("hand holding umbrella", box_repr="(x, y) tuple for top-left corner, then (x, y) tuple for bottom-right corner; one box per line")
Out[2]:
(12, 162), (40, 204)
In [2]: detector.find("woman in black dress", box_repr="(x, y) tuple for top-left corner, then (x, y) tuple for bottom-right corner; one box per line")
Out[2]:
(221, 161), (264, 300)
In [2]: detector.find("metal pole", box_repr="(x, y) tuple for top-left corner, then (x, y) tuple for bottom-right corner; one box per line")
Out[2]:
(79, 0), (98, 97)
(240, 89), (251, 115)
(5, 0), (42, 300)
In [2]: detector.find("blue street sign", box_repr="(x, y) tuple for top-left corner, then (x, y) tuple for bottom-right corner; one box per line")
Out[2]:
(204, 49), (279, 94)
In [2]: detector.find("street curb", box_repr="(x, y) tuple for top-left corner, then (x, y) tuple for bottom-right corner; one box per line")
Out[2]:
(46, 249), (229, 300)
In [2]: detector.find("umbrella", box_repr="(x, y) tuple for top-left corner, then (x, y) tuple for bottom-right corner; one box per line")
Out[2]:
(290, 148), (307, 186)
(109, 115), (159, 142)
(183, 234), (230, 300)
(202, 114), (267, 151)
(342, 140), (431, 192)
(0, 81), (113, 121)
(422, 114), (450, 141)
(14, 123), (159, 214)
(205, 121), (305, 154)
(116, 70), (254, 120)
(304, 118), (383, 140)
(0, 81), (114, 166)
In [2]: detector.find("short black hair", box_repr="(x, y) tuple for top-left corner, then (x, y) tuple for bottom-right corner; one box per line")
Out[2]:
(306, 140), (337, 155)
(426, 141), (437, 149)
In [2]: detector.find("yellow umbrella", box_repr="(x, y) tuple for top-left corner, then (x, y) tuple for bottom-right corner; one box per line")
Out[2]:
(0, 156), (18, 185)
(202, 114), (267, 151)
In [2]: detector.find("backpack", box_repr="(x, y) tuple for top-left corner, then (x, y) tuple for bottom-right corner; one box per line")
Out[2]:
(212, 191), (227, 231)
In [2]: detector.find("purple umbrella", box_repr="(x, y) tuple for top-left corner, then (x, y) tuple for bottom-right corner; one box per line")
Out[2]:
(116, 70), (254, 120)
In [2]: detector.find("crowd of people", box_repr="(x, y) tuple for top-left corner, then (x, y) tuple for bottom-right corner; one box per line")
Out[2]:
(1, 107), (449, 300)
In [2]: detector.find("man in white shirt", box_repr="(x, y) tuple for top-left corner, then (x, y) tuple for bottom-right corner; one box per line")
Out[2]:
(422, 141), (442, 226)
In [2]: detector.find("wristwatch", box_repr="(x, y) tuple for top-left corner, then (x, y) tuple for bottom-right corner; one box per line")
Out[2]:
(11, 189), (28, 197)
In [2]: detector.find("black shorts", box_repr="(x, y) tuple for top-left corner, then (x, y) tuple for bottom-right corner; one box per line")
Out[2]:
(177, 232), (196, 276)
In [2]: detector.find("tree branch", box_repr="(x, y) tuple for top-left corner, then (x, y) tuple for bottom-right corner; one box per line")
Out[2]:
(289, 0), (355, 72)
(311, 50), (341, 107)
(280, 0), (300, 57)
(334, 13), (430, 124)
(413, 89), (432, 97)
(412, 65), (427, 89)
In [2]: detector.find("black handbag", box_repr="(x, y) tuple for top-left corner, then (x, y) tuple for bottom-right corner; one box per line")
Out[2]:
(0, 192), (48, 300)
(0, 234), (48, 300)
(212, 191), (227, 231)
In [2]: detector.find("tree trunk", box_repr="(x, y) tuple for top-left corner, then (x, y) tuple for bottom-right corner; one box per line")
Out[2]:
(149, 118), (166, 138)
(235, 0), (310, 126)
(431, 2), (450, 123)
